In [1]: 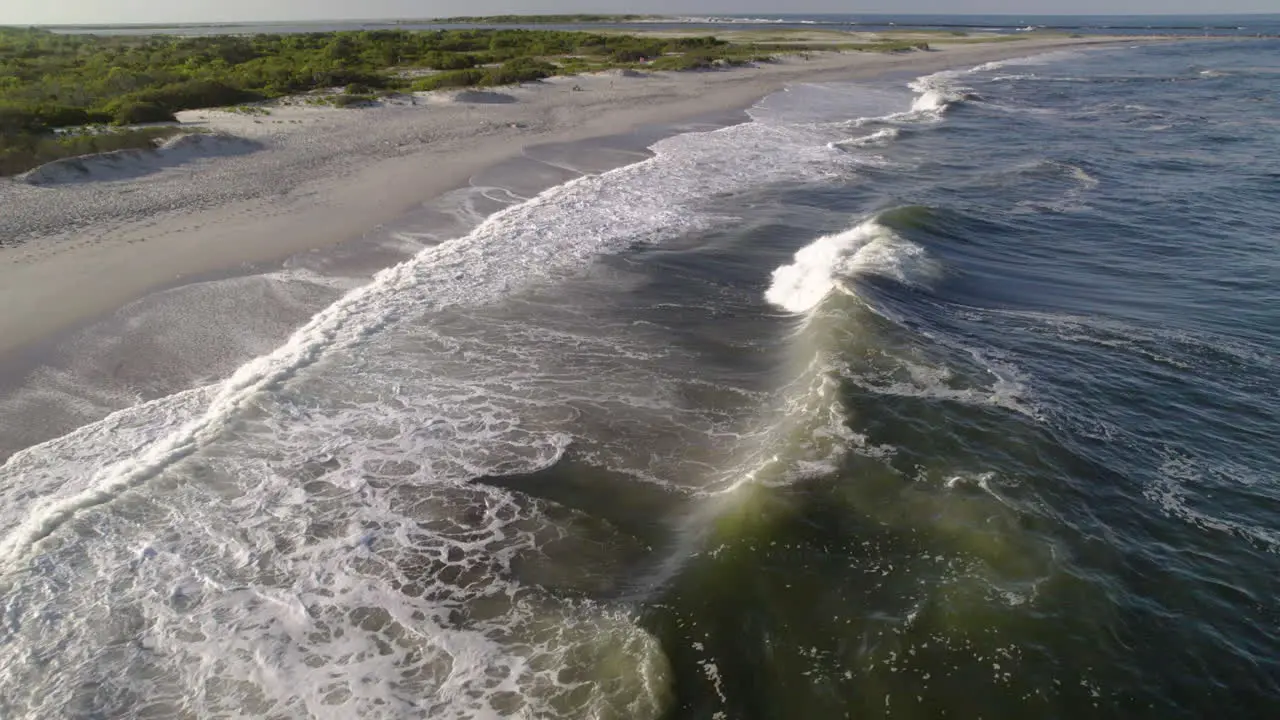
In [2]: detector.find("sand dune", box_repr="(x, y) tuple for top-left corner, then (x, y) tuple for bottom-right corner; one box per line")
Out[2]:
(20, 133), (263, 186)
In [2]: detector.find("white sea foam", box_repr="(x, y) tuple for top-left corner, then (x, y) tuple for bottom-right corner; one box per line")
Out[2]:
(829, 127), (901, 150)
(896, 51), (1089, 123)
(0, 115), (851, 563)
(904, 70), (975, 119)
(0, 98), (867, 719)
(751, 83), (909, 127)
(1150, 453), (1280, 552)
(765, 217), (940, 314)
(0, 64), (987, 716)
(971, 50), (1085, 74)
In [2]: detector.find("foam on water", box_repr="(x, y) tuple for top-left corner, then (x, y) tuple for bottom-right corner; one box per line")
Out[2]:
(4, 67), (967, 562)
(905, 70), (975, 119)
(891, 52), (1092, 125)
(0, 116), (846, 563)
(829, 127), (901, 151)
(971, 49), (1087, 74)
(1151, 453), (1280, 553)
(750, 83), (910, 127)
(0, 85), (888, 719)
(764, 216), (940, 314)
(0, 64), (982, 717)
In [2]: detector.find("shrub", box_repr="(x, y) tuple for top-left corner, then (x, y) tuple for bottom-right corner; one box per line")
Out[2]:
(610, 48), (648, 63)
(131, 80), (259, 112)
(649, 54), (715, 72)
(330, 93), (375, 107)
(482, 57), (555, 86)
(423, 52), (478, 70)
(0, 126), (185, 176)
(0, 105), (114, 133)
(556, 57), (594, 74)
(411, 68), (487, 91)
(37, 105), (103, 128)
(305, 69), (388, 89)
(109, 100), (177, 125)
(0, 107), (30, 134)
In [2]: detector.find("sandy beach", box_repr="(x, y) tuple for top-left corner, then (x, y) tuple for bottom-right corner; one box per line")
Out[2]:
(3, 24), (1276, 718)
(0, 36), (1145, 458)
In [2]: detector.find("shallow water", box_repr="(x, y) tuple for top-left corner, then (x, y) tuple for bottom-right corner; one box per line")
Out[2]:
(1, 39), (1278, 718)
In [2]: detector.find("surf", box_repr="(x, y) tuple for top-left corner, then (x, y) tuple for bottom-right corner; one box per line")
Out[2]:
(764, 211), (940, 314)
(0, 79), (876, 718)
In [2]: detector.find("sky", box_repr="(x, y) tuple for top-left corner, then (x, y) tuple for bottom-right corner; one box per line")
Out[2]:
(1, 1), (1274, 26)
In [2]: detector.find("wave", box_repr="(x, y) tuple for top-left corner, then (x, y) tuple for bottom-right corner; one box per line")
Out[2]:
(861, 67), (981, 125)
(765, 211), (940, 314)
(0, 116), (857, 570)
(765, 205), (1046, 421)
(829, 127), (900, 150)
(1150, 452), (1280, 553)
(0, 57), (1018, 716)
(908, 82), (967, 116)
(0, 90), (871, 719)
(896, 52), (1091, 123)
(971, 50), (1086, 74)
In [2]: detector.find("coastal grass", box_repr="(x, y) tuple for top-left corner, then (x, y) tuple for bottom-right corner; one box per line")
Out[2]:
(0, 25), (954, 175)
(0, 27), (732, 128)
(0, 125), (188, 177)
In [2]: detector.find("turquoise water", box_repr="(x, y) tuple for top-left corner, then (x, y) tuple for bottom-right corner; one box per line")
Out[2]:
(1, 40), (1277, 718)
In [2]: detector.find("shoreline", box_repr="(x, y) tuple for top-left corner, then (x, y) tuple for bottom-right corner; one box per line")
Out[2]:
(0, 36), (1161, 458)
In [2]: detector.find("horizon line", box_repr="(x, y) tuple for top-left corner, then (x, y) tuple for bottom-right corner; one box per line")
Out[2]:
(8, 11), (1280, 29)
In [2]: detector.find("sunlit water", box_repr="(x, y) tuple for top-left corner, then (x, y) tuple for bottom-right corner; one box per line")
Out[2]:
(2, 39), (1278, 719)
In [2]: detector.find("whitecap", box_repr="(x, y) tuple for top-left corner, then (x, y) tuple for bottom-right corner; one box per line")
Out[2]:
(765, 216), (940, 314)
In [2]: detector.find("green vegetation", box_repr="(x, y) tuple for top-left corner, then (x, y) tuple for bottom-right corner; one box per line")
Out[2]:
(328, 93), (376, 108)
(849, 40), (932, 52)
(0, 24), (946, 176)
(946, 33), (1063, 44)
(409, 58), (558, 91)
(433, 15), (656, 24)
(647, 54), (754, 71)
(227, 104), (271, 116)
(0, 125), (186, 177)
(0, 27), (735, 129)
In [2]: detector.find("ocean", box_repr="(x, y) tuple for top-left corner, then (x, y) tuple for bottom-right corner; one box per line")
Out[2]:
(37, 14), (1280, 37)
(2, 38), (1279, 718)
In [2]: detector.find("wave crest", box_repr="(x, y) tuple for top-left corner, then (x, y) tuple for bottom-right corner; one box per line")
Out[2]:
(764, 213), (941, 313)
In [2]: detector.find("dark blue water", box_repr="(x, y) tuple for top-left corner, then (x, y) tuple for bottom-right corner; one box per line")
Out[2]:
(633, 38), (1280, 718)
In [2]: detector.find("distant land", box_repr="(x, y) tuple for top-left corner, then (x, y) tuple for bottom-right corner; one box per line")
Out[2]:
(16, 13), (1280, 33)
